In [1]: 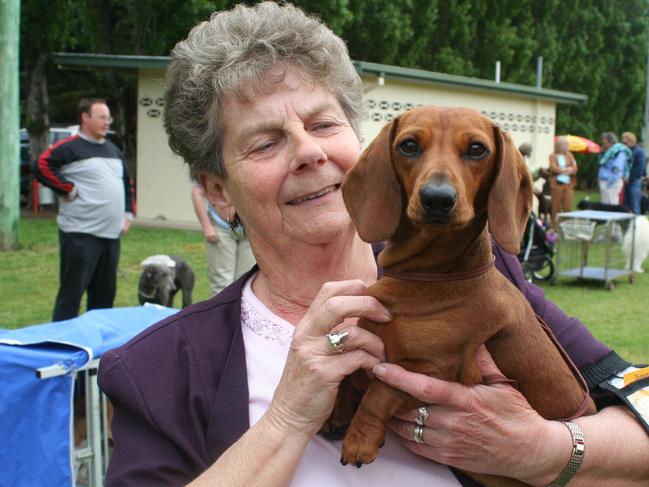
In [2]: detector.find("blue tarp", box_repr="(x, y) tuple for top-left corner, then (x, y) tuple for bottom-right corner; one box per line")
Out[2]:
(0, 305), (177, 487)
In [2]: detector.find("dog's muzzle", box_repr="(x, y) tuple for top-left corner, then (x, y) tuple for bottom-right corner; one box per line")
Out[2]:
(419, 182), (457, 220)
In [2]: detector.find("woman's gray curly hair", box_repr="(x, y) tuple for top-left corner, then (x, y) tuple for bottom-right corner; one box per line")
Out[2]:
(164, 1), (366, 180)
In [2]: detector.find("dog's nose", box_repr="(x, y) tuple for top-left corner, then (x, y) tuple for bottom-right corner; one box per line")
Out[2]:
(419, 183), (457, 217)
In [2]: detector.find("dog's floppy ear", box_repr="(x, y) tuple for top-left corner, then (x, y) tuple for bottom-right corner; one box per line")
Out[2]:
(342, 119), (403, 242)
(487, 127), (533, 254)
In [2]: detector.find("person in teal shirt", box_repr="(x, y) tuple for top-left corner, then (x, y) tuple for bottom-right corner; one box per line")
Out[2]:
(598, 132), (631, 205)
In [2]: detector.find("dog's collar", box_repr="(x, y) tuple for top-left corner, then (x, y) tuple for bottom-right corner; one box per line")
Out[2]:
(138, 289), (158, 299)
(382, 256), (495, 283)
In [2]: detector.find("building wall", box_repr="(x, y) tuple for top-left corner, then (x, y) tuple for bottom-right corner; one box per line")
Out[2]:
(136, 69), (195, 225)
(360, 75), (556, 172)
(135, 68), (557, 225)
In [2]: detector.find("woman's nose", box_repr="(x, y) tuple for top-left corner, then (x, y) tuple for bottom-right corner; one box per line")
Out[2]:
(288, 129), (327, 172)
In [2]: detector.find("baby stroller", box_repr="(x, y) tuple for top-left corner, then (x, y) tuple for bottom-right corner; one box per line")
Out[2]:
(518, 212), (556, 283)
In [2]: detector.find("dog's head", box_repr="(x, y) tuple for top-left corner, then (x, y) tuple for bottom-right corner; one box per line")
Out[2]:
(138, 264), (175, 305)
(342, 106), (532, 255)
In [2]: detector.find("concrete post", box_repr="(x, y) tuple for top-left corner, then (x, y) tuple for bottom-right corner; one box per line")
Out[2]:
(0, 0), (21, 250)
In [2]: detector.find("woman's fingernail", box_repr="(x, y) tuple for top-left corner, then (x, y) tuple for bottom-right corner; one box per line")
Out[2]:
(373, 364), (387, 377)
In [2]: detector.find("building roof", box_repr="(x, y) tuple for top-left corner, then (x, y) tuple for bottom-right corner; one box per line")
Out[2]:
(52, 52), (587, 105)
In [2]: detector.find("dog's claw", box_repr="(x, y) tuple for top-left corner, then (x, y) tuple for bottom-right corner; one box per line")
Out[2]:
(320, 423), (348, 440)
(355, 462), (363, 468)
(340, 458), (347, 466)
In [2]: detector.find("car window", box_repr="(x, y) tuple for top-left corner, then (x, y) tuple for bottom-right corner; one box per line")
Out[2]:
(50, 132), (73, 144)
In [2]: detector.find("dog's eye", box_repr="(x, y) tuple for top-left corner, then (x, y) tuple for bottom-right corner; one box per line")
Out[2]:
(397, 138), (420, 157)
(465, 142), (489, 160)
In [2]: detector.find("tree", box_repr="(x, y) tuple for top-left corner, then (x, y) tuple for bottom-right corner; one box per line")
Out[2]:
(20, 0), (80, 208)
(21, 0), (649, 191)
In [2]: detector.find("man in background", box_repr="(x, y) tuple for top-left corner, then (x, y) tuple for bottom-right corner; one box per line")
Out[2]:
(622, 131), (646, 214)
(33, 98), (134, 321)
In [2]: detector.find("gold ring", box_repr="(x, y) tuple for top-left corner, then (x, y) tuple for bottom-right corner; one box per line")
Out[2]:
(413, 424), (425, 444)
(326, 330), (349, 354)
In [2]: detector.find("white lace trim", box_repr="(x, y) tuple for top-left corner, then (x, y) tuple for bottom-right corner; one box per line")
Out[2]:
(241, 276), (294, 348)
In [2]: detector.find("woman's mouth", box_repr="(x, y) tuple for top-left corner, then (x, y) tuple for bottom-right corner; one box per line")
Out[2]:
(287, 184), (339, 205)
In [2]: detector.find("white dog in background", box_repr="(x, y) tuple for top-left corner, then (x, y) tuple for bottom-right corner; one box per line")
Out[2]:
(622, 215), (649, 272)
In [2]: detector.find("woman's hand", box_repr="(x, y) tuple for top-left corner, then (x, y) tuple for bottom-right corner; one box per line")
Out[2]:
(203, 226), (219, 244)
(265, 280), (392, 440)
(372, 346), (572, 485)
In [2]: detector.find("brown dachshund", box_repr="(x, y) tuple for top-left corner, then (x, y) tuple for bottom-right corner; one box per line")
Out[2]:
(324, 106), (596, 487)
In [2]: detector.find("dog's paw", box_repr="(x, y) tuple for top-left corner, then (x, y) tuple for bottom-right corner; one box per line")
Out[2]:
(339, 426), (381, 467)
(320, 401), (352, 440)
(319, 417), (349, 440)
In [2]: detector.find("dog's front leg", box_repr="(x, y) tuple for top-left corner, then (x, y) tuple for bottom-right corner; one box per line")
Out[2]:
(182, 290), (192, 308)
(321, 371), (367, 439)
(341, 379), (415, 466)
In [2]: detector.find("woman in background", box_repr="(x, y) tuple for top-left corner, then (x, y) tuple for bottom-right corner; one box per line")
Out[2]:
(191, 184), (256, 296)
(549, 136), (578, 230)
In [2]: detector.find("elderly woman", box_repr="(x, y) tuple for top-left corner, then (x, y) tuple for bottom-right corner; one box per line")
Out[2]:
(599, 132), (631, 205)
(549, 136), (578, 230)
(99, 3), (649, 487)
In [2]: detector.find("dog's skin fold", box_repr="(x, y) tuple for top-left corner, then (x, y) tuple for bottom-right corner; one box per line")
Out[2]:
(323, 106), (596, 487)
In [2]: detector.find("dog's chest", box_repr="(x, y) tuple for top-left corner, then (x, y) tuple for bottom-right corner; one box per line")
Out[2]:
(361, 272), (520, 362)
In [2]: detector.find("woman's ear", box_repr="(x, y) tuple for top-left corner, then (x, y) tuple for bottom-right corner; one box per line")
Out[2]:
(199, 173), (235, 221)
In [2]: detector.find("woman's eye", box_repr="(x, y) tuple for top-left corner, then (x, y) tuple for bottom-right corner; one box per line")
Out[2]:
(311, 122), (337, 132)
(397, 138), (420, 157)
(466, 142), (489, 160)
(252, 141), (274, 153)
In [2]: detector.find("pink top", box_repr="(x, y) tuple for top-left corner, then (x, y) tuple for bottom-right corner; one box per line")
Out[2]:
(241, 274), (460, 486)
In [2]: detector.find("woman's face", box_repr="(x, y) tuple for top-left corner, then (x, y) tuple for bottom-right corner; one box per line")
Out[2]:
(601, 137), (612, 150)
(203, 69), (362, 248)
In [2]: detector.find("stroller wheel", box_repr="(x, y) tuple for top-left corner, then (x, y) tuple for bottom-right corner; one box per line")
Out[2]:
(521, 262), (534, 283)
(532, 257), (556, 282)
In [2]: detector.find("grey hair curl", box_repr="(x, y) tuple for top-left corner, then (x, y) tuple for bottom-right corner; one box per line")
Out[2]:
(601, 132), (618, 145)
(164, 1), (366, 180)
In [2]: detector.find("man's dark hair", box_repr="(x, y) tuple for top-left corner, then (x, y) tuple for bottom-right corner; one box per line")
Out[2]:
(78, 98), (107, 123)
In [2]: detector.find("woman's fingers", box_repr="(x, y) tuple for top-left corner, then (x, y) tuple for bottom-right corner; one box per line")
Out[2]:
(300, 280), (391, 336)
(323, 326), (386, 362)
(373, 348), (551, 480)
(372, 362), (471, 410)
(268, 279), (392, 436)
(476, 345), (516, 387)
(373, 347), (517, 412)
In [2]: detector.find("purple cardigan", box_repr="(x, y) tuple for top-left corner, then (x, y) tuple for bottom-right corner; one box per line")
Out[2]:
(99, 243), (627, 486)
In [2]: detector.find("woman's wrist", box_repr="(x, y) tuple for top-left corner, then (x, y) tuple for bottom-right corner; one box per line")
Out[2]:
(263, 400), (320, 444)
(519, 419), (575, 487)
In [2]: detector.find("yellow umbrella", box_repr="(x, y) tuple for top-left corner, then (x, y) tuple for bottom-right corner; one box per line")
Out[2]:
(555, 134), (601, 154)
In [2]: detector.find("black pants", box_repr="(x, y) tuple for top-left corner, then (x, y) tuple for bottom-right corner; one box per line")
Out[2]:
(52, 231), (121, 321)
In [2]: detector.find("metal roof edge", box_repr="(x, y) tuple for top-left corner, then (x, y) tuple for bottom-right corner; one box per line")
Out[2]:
(51, 53), (587, 105)
(52, 52), (170, 70)
(353, 60), (587, 105)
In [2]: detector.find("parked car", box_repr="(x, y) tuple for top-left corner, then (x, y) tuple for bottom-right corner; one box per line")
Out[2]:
(19, 126), (119, 207)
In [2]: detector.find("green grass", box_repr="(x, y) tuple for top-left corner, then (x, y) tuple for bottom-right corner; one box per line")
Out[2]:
(538, 188), (647, 363)
(1, 210), (647, 363)
(0, 215), (213, 329)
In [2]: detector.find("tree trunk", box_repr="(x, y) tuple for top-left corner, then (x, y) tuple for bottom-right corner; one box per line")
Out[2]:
(96, 0), (137, 189)
(25, 51), (51, 210)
